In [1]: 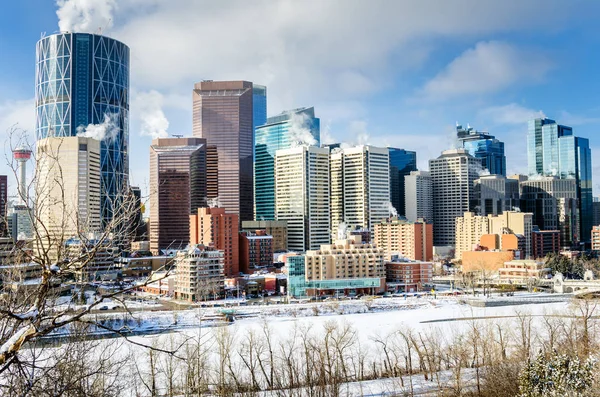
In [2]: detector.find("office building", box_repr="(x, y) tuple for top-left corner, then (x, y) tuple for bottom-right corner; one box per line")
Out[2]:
(36, 33), (130, 225)
(404, 170), (433, 222)
(474, 175), (520, 216)
(373, 218), (433, 261)
(174, 245), (224, 302)
(498, 260), (551, 282)
(521, 177), (579, 247)
(253, 85), (267, 132)
(192, 80), (265, 221)
(388, 148), (417, 216)
(593, 197), (600, 227)
(527, 118), (592, 241)
(128, 186), (147, 242)
(592, 226), (600, 251)
(385, 257), (433, 293)
(0, 176), (6, 237)
(531, 228), (561, 259)
(275, 146), (330, 251)
(149, 137), (207, 254)
(239, 230), (273, 274)
(457, 124), (506, 176)
(190, 207), (239, 277)
(429, 149), (480, 247)
(241, 220), (288, 252)
(66, 238), (117, 281)
(36, 136), (102, 247)
(330, 145), (390, 235)
(254, 107), (320, 220)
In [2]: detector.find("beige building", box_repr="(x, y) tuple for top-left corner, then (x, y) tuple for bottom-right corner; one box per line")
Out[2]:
(373, 218), (433, 261)
(174, 244), (224, 302)
(304, 235), (385, 285)
(498, 260), (551, 282)
(241, 220), (288, 252)
(36, 137), (101, 259)
(455, 211), (533, 260)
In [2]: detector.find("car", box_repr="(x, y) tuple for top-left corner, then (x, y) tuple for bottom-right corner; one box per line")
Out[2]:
(99, 306), (109, 310)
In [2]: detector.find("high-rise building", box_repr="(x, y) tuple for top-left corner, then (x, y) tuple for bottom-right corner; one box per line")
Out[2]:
(521, 177), (579, 247)
(149, 137), (207, 254)
(404, 170), (433, 222)
(474, 175), (520, 216)
(174, 245), (224, 302)
(253, 85), (267, 132)
(594, 197), (600, 227)
(190, 207), (239, 277)
(36, 33), (130, 226)
(373, 218), (433, 261)
(128, 186), (147, 242)
(527, 118), (592, 241)
(275, 146), (330, 251)
(192, 80), (265, 221)
(0, 176), (7, 237)
(330, 145), (390, 237)
(531, 227), (560, 259)
(239, 230), (273, 274)
(457, 124), (506, 176)
(241, 220), (288, 252)
(388, 148), (417, 216)
(254, 107), (320, 220)
(591, 226), (600, 251)
(429, 149), (480, 247)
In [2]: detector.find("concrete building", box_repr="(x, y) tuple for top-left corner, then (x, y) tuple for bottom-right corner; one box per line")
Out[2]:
(149, 137), (207, 254)
(498, 260), (551, 282)
(388, 148), (417, 217)
(531, 228), (561, 259)
(115, 255), (174, 279)
(66, 238), (117, 281)
(275, 146), (330, 251)
(192, 80), (265, 221)
(592, 226), (600, 251)
(239, 230), (273, 274)
(241, 220), (287, 252)
(385, 257), (433, 292)
(520, 177), (579, 247)
(287, 236), (385, 296)
(404, 171), (433, 222)
(36, 137), (101, 253)
(474, 175), (520, 216)
(190, 207), (239, 277)
(174, 244), (224, 302)
(373, 218), (433, 261)
(330, 145), (390, 236)
(430, 149), (480, 248)
(0, 175), (6, 237)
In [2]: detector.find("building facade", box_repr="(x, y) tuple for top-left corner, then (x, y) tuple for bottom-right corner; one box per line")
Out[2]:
(388, 148), (417, 216)
(404, 170), (433, 222)
(192, 80), (264, 221)
(531, 228), (561, 259)
(190, 207), (239, 277)
(373, 218), (433, 261)
(36, 33), (130, 225)
(174, 245), (224, 302)
(429, 149), (480, 247)
(149, 137), (206, 254)
(239, 230), (273, 274)
(241, 220), (288, 252)
(0, 176), (7, 237)
(474, 175), (520, 216)
(385, 257), (433, 292)
(457, 124), (506, 176)
(592, 226), (600, 251)
(275, 146), (330, 252)
(254, 107), (320, 220)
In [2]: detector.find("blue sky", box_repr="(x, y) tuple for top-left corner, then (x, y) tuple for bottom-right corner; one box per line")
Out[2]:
(1, 0), (600, 197)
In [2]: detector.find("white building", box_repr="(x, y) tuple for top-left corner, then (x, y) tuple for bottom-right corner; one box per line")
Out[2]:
(404, 170), (433, 222)
(175, 244), (224, 302)
(330, 145), (390, 238)
(275, 146), (330, 251)
(429, 149), (480, 248)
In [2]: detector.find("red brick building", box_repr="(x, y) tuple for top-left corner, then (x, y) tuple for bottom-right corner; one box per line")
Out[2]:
(531, 228), (560, 259)
(385, 257), (433, 293)
(239, 230), (273, 274)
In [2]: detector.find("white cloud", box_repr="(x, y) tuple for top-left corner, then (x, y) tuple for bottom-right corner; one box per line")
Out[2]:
(56, 0), (117, 33)
(131, 90), (169, 139)
(419, 41), (552, 101)
(479, 103), (546, 125)
(558, 110), (600, 126)
(0, 99), (35, 136)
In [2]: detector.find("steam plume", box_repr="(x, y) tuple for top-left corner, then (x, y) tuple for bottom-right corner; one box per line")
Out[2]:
(135, 90), (169, 139)
(76, 113), (119, 140)
(289, 112), (317, 147)
(56, 0), (116, 33)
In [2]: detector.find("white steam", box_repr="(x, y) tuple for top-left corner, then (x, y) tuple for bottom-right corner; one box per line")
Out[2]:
(133, 90), (170, 139)
(56, 0), (116, 33)
(76, 113), (119, 140)
(289, 112), (317, 147)
(386, 202), (398, 218)
(349, 120), (370, 146)
(337, 222), (348, 240)
(207, 197), (221, 208)
(469, 162), (491, 176)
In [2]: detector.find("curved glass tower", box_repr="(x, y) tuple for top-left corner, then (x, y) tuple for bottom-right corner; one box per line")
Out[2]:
(35, 33), (130, 226)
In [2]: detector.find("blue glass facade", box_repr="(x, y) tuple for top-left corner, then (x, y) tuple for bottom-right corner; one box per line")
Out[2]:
(388, 148), (417, 216)
(254, 107), (320, 220)
(252, 85), (267, 132)
(457, 125), (506, 176)
(35, 33), (130, 226)
(527, 118), (593, 242)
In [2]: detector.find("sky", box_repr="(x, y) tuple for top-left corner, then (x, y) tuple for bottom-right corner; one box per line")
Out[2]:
(1, 0), (600, 198)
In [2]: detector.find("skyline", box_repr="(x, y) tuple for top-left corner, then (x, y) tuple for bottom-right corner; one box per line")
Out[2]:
(1, 1), (600, 198)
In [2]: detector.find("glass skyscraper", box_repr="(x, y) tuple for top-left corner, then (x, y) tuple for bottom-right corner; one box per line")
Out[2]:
(35, 33), (130, 226)
(254, 107), (320, 220)
(527, 118), (593, 242)
(252, 85), (267, 132)
(457, 124), (506, 176)
(388, 148), (417, 216)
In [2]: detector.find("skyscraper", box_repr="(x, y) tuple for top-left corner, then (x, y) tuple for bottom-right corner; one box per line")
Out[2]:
(526, 118), (592, 241)
(275, 146), (330, 251)
(35, 33), (130, 226)
(330, 145), (390, 236)
(429, 149), (480, 247)
(404, 170), (433, 222)
(149, 137), (207, 254)
(254, 107), (320, 220)
(253, 85), (267, 132)
(0, 176), (7, 237)
(473, 175), (520, 216)
(388, 148), (417, 216)
(457, 124), (506, 176)
(192, 80), (266, 222)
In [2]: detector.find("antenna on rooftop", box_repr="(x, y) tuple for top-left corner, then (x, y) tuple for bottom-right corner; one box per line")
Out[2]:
(172, 134), (183, 138)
